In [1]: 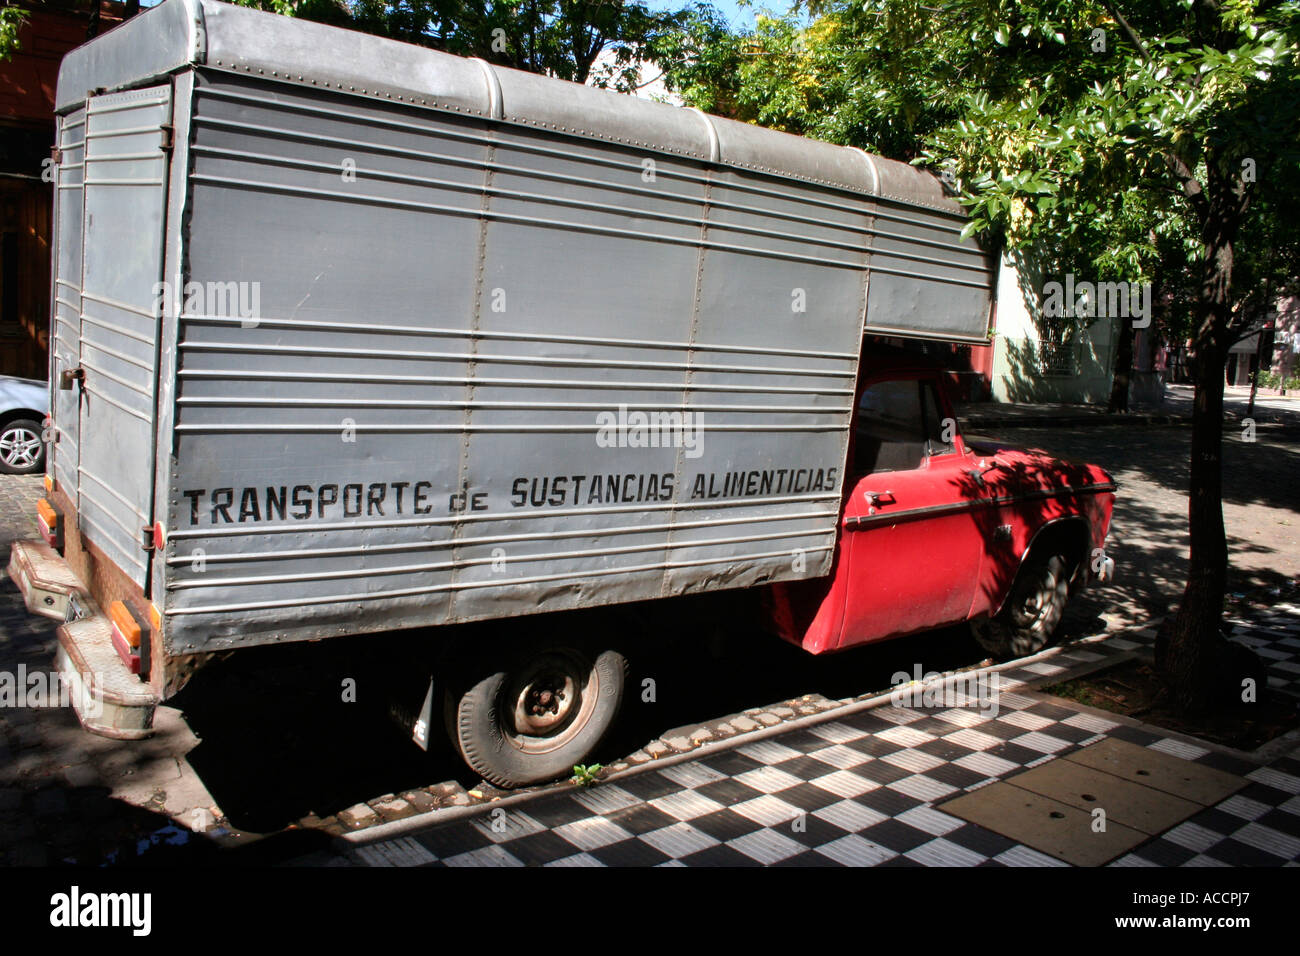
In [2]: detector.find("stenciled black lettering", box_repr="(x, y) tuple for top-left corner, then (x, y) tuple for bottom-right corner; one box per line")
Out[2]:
(183, 489), (204, 526)
(291, 485), (313, 519)
(211, 488), (234, 524)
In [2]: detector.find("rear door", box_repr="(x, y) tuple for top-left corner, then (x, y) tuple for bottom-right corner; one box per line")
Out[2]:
(75, 84), (173, 587)
(50, 107), (86, 497)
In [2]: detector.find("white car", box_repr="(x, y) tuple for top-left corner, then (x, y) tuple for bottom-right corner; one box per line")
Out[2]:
(0, 375), (48, 475)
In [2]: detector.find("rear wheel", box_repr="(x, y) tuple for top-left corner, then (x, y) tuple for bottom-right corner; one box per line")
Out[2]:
(971, 549), (1073, 660)
(445, 638), (628, 788)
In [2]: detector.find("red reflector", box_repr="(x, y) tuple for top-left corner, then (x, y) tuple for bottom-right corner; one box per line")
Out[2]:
(110, 627), (142, 675)
(108, 601), (149, 677)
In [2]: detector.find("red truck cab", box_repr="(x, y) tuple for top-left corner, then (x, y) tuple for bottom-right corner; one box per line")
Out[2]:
(765, 349), (1116, 659)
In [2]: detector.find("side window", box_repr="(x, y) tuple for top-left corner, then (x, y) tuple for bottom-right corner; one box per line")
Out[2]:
(920, 380), (956, 457)
(853, 379), (926, 475)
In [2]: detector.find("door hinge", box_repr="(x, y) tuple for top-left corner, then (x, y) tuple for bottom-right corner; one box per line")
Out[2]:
(159, 124), (174, 151)
(50, 146), (63, 166)
(59, 366), (84, 390)
(141, 526), (156, 553)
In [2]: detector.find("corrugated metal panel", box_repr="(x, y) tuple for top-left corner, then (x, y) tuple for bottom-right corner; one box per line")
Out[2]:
(160, 72), (856, 650)
(75, 85), (172, 586)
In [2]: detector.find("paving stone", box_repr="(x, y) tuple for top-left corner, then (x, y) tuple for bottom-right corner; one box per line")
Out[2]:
(729, 716), (759, 733)
(371, 796), (417, 821)
(339, 803), (381, 830)
(400, 790), (439, 813)
(755, 713), (782, 727)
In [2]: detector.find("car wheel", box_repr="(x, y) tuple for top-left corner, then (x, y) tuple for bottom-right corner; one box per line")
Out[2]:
(971, 550), (1073, 660)
(0, 419), (45, 475)
(446, 639), (628, 788)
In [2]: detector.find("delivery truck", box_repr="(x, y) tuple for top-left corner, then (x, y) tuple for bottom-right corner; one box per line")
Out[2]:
(9, 0), (1115, 786)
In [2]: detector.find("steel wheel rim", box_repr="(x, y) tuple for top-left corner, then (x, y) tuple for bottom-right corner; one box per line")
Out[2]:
(503, 649), (599, 755)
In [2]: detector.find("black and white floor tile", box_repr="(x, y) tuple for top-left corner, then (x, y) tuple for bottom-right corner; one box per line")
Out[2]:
(341, 607), (1300, 868)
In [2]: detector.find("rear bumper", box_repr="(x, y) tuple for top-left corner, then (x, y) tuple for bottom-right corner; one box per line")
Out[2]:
(9, 539), (157, 739)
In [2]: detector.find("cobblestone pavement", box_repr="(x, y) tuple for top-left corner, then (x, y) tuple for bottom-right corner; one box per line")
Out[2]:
(318, 609), (1300, 868)
(0, 476), (224, 865)
(1, 415), (1297, 864)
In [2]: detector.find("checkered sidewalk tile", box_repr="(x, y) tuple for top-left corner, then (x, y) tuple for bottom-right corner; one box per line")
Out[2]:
(1224, 606), (1300, 700)
(337, 616), (1300, 867)
(342, 686), (1300, 867)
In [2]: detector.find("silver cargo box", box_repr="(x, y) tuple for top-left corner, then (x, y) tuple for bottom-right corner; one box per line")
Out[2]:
(49, 0), (995, 657)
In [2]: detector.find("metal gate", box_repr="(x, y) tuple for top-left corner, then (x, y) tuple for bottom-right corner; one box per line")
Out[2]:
(74, 84), (172, 587)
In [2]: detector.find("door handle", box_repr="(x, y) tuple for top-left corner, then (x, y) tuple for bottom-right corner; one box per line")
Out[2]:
(863, 490), (895, 506)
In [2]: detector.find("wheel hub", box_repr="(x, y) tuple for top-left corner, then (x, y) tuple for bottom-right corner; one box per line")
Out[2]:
(516, 671), (577, 733)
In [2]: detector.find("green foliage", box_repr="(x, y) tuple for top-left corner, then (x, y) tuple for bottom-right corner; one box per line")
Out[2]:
(570, 763), (603, 786)
(0, 5), (27, 62)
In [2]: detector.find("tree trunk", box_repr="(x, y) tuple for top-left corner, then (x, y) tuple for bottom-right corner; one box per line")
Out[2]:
(1157, 339), (1229, 712)
(1156, 214), (1240, 712)
(1107, 316), (1134, 412)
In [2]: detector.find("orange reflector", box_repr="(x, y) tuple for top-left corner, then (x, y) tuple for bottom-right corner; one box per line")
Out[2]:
(43, 474), (53, 494)
(148, 603), (162, 632)
(36, 498), (57, 530)
(109, 601), (143, 650)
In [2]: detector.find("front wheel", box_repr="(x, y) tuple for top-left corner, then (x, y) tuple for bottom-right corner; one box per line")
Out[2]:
(446, 639), (628, 788)
(971, 550), (1073, 660)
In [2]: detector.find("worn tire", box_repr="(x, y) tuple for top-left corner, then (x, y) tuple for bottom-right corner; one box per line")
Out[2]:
(0, 419), (45, 475)
(971, 550), (1073, 660)
(446, 639), (628, 788)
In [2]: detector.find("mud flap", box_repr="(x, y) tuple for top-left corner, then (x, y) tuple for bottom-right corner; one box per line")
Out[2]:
(412, 677), (435, 751)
